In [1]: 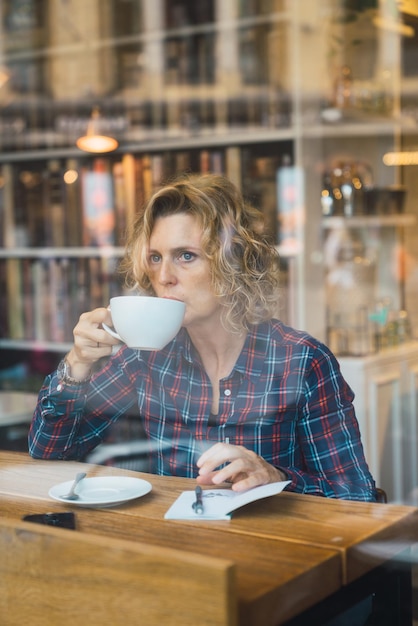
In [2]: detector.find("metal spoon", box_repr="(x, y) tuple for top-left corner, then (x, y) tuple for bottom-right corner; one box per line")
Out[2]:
(60, 472), (87, 500)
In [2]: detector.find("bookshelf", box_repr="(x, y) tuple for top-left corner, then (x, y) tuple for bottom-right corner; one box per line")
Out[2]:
(0, 250), (124, 347)
(0, 141), (293, 352)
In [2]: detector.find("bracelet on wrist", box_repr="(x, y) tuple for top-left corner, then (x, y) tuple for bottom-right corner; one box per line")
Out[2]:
(57, 357), (91, 385)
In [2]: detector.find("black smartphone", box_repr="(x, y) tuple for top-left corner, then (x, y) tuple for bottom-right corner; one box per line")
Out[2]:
(22, 512), (76, 530)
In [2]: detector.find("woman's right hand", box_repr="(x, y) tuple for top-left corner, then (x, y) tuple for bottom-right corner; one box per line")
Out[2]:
(65, 307), (121, 381)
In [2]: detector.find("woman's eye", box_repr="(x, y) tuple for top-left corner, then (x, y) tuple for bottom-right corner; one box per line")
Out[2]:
(149, 254), (161, 264)
(180, 251), (195, 262)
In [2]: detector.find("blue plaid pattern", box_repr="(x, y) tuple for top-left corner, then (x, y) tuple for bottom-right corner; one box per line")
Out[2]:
(29, 321), (376, 500)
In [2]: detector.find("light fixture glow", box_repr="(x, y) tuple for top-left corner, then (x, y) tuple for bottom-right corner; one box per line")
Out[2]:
(76, 107), (119, 153)
(63, 169), (79, 184)
(400, 0), (418, 18)
(383, 151), (418, 166)
(0, 66), (10, 88)
(372, 15), (415, 37)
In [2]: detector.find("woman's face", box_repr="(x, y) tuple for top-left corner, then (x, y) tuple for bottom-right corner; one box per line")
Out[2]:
(147, 213), (222, 330)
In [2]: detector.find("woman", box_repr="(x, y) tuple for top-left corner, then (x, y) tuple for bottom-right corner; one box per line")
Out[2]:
(29, 173), (376, 500)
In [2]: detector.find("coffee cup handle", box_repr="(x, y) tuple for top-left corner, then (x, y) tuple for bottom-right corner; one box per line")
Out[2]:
(102, 322), (123, 343)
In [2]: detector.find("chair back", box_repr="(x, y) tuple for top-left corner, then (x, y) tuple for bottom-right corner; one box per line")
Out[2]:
(0, 517), (237, 626)
(376, 487), (388, 503)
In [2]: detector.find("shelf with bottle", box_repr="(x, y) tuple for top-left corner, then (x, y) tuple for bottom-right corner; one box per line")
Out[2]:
(316, 67), (410, 135)
(319, 157), (411, 220)
(323, 221), (415, 359)
(318, 145), (416, 359)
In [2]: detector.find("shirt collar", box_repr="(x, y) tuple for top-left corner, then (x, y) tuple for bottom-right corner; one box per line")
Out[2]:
(173, 324), (271, 383)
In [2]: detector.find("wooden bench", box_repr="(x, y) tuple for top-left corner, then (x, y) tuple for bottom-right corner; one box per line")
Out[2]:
(0, 517), (237, 626)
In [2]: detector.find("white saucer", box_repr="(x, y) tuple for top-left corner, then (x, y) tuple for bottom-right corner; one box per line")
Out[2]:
(49, 476), (152, 508)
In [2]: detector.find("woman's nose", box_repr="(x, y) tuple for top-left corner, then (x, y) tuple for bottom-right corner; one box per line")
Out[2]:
(158, 259), (177, 285)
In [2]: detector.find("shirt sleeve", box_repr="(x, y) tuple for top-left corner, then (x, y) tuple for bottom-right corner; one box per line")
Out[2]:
(281, 345), (376, 502)
(28, 348), (138, 460)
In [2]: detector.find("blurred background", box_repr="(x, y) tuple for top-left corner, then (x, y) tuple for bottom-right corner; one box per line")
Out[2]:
(1, 0), (418, 503)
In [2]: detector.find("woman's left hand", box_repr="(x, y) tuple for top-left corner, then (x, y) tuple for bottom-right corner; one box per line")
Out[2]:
(196, 442), (287, 491)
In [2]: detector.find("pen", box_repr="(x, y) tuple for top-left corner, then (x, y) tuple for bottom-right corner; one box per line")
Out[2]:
(192, 485), (204, 515)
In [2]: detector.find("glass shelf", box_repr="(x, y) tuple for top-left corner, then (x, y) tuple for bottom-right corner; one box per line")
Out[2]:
(0, 247), (125, 259)
(322, 214), (416, 229)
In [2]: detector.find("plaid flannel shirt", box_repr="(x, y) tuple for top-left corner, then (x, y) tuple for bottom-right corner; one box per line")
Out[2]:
(29, 320), (376, 501)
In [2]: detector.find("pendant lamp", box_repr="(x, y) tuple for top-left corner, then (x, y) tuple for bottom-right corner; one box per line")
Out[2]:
(76, 107), (118, 153)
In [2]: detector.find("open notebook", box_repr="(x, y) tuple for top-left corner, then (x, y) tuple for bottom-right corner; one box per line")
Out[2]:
(164, 480), (290, 520)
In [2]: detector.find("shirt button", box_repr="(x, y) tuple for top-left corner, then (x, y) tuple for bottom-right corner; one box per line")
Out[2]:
(57, 384), (63, 392)
(224, 389), (231, 397)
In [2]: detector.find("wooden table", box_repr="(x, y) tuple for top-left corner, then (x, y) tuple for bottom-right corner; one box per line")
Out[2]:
(0, 451), (417, 626)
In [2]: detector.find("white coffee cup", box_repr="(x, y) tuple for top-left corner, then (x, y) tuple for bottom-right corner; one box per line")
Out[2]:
(102, 296), (185, 350)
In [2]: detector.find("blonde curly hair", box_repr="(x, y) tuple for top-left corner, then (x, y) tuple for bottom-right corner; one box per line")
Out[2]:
(120, 173), (281, 333)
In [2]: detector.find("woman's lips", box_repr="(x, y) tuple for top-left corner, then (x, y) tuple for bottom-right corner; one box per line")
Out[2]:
(162, 296), (183, 303)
